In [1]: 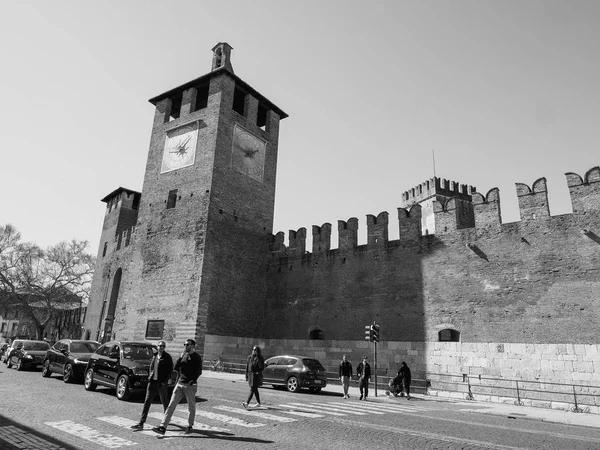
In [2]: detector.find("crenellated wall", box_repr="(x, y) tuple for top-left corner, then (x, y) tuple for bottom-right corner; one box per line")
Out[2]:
(265, 167), (600, 348)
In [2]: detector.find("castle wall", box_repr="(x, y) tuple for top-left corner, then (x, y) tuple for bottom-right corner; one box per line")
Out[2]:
(262, 168), (600, 385)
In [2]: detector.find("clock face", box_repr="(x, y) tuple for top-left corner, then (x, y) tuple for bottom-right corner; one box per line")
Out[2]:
(161, 123), (198, 173)
(230, 124), (267, 182)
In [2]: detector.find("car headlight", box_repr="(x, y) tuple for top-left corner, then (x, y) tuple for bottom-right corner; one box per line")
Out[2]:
(73, 358), (86, 365)
(23, 354), (33, 359)
(132, 369), (148, 376)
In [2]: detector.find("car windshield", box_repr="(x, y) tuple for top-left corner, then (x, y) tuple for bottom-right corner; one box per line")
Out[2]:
(302, 359), (325, 371)
(122, 345), (153, 360)
(71, 342), (99, 353)
(22, 342), (50, 351)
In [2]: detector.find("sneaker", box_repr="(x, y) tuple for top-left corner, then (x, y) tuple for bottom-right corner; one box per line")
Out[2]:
(364, 397), (368, 401)
(130, 423), (143, 431)
(152, 426), (166, 435)
(406, 395), (411, 400)
(253, 403), (261, 408)
(184, 426), (193, 434)
(242, 402), (248, 409)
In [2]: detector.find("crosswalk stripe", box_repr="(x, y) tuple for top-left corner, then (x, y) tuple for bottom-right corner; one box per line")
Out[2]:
(332, 402), (414, 414)
(338, 401), (419, 413)
(279, 409), (324, 418)
(288, 402), (367, 415)
(145, 413), (231, 433)
(45, 420), (137, 449)
(279, 404), (347, 416)
(213, 406), (297, 423)
(97, 415), (156, 438)
(324, 402), (385, 414)
(175, 407), (265, 428)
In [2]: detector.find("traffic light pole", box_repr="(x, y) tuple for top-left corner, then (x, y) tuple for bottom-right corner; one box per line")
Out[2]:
(374, 340), (378, 397)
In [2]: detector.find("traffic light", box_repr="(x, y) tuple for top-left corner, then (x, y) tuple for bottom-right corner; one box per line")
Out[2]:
(372, 324), (380, 343)
(364, 325), (373, 342)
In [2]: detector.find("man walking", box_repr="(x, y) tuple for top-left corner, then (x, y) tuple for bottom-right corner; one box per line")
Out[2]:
(338, 354), (353, 399)
(130, 341), (173, 431)
(400, 361), (412, 400)
(152, 339), (202, 435)
(356, 355), (371, 401)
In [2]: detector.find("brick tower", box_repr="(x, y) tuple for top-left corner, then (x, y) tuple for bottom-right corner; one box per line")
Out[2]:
(84, 43), (287, 350)
(400, 177), (477, 235)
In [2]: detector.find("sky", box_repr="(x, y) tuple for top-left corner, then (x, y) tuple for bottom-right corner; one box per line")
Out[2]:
(1, 1), (599, 254)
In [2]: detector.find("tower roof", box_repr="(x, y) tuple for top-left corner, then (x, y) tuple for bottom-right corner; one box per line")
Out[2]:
(148, 44), (288, 119)
(101, 187), (141, 203)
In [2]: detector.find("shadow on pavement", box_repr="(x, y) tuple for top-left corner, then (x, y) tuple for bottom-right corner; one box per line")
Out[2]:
(0, 414), (79, 450)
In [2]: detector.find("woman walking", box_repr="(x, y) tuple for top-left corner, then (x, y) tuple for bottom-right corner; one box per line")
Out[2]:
(243, 345), (265, 409)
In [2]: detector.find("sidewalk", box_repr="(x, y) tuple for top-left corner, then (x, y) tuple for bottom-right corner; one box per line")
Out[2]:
(201, 370), (600, 429)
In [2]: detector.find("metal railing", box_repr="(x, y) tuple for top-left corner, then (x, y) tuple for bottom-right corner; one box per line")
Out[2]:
(427, 372), (600, 413)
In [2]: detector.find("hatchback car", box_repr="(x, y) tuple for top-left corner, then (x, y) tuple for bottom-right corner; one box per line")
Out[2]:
(6, 340), (51, 370)
(84, 340), (177, 401)
(42, 339), (100, 383)
(263, 355), (328, 393)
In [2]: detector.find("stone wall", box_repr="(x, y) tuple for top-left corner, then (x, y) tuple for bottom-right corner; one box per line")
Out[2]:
(204, 334), (600, 413)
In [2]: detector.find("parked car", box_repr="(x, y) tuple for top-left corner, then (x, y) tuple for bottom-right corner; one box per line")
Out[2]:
(84, 340), (177, 401)
(262, 355), (328, 393)
(6, 340), (51, 371)
(42, 339), (100, 383)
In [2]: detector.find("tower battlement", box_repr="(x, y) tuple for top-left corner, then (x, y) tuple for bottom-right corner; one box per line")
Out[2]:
(400, 177), (476, 207)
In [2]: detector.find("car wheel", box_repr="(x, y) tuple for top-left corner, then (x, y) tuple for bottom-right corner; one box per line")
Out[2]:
(309, 387), (322, 394)
(42, 360), (52, 378)
(84, 368), (97, 391)
(63, 363), (74, 383)
(286, 376), (299, 393)
(116, 374), (130, 401)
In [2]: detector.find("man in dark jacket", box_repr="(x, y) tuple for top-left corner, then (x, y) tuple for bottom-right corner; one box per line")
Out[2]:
(338, 355), (353, 399)
(153, 339), (203, 435)
(356, 355), (371, 401)
(130, 341), (173, 430)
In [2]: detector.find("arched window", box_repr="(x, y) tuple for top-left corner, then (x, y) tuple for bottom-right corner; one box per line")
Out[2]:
(308, 327), (324, 340)
(438, 328), (460, 342)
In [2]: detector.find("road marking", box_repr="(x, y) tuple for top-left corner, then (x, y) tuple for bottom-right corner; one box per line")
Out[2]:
(175, 407), (265, 428)
(146, 412), (230, 432)
(278, 404), (347, 416)
(0, 425), (68, 450)
(213, 405), (297, 423)
(288, 402), (367, 415)
(333, 401), (417, 413)
(279, 410), (324, 418)
(45, 420), (137, 449)
(325, 402), (385, 414)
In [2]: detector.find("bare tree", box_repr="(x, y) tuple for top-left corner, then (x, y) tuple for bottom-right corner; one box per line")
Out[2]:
(0, 224), (95, 339)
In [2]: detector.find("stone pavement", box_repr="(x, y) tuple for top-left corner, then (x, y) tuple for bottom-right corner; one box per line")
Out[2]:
(202, 370), (600, 429)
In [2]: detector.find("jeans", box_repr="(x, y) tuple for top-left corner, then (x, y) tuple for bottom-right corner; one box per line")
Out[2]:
(359, 379), (369, 398)
(161, 382), (197, 428)
(341, 376), (350, 396)
(140, 380), (169, 423)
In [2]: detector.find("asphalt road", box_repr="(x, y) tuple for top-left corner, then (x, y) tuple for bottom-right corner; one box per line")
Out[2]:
(1, 364), (599, 449)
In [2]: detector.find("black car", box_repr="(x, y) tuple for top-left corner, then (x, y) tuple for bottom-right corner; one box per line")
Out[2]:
(6, 340), (51, 371)
(84, 340), (177, 401)
(263, 355), (328, 393)
(42, 339), (100, 383)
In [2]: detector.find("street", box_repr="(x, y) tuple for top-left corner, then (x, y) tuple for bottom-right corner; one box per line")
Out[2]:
(1, 366), (599, 450)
